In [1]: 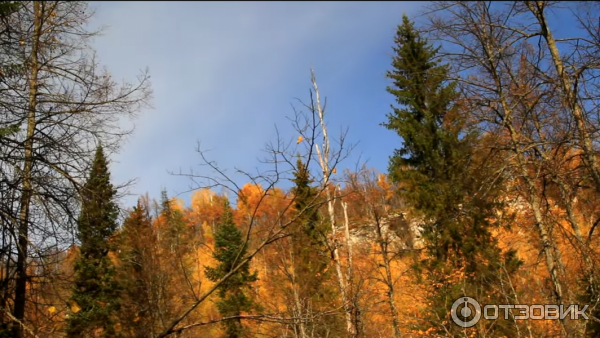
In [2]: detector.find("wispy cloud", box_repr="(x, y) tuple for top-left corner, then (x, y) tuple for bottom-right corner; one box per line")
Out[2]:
(87, 1), (423, 207)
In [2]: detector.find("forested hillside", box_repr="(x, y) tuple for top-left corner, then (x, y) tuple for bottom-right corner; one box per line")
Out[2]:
(1, 1), (600, 337)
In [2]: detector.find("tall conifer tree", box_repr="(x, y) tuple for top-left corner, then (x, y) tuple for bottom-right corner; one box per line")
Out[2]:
(66, 145), (121, 337)
(289, 157), (341, 336)
(205, 200), (258, 338)
(383, 15), (521, 336)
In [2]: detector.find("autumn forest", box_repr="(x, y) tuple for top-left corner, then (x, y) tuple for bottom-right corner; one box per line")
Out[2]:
(2, 1), (600, 338)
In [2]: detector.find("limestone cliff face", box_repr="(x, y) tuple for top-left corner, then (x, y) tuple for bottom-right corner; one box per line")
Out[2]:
(334, 212), (424, 251)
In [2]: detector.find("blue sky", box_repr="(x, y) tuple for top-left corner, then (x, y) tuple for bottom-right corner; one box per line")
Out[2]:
(86, 1), (424, 207)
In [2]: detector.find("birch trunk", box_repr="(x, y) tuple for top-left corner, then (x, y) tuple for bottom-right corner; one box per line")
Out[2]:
(311, 70), (358, 337)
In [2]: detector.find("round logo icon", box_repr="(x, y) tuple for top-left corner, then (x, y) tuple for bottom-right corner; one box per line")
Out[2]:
(451, 297), (482, 328)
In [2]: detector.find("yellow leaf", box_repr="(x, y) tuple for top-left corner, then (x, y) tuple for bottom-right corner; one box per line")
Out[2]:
(19, 40), (24, 45)
(47, 306), (56, 314)
(332, 168), (337, 174)
(296, 135), (303, 144)
(70, 301), (81, 313)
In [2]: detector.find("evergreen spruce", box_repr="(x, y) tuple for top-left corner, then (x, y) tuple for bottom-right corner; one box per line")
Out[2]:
(66, 145), (121, 337)
(290, 157), (341, 335)
(205, 200), (258, 338)
(291, 158), (321, 244)
(384, 15), (521, 336)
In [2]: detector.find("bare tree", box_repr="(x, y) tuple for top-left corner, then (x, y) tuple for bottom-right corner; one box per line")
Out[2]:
(0, 1), (151, 336)
(421, 1), (600, 335)
(524, 1), (600, 195)
(310, 70), (360, 338)
(162, 70), (355, 337)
